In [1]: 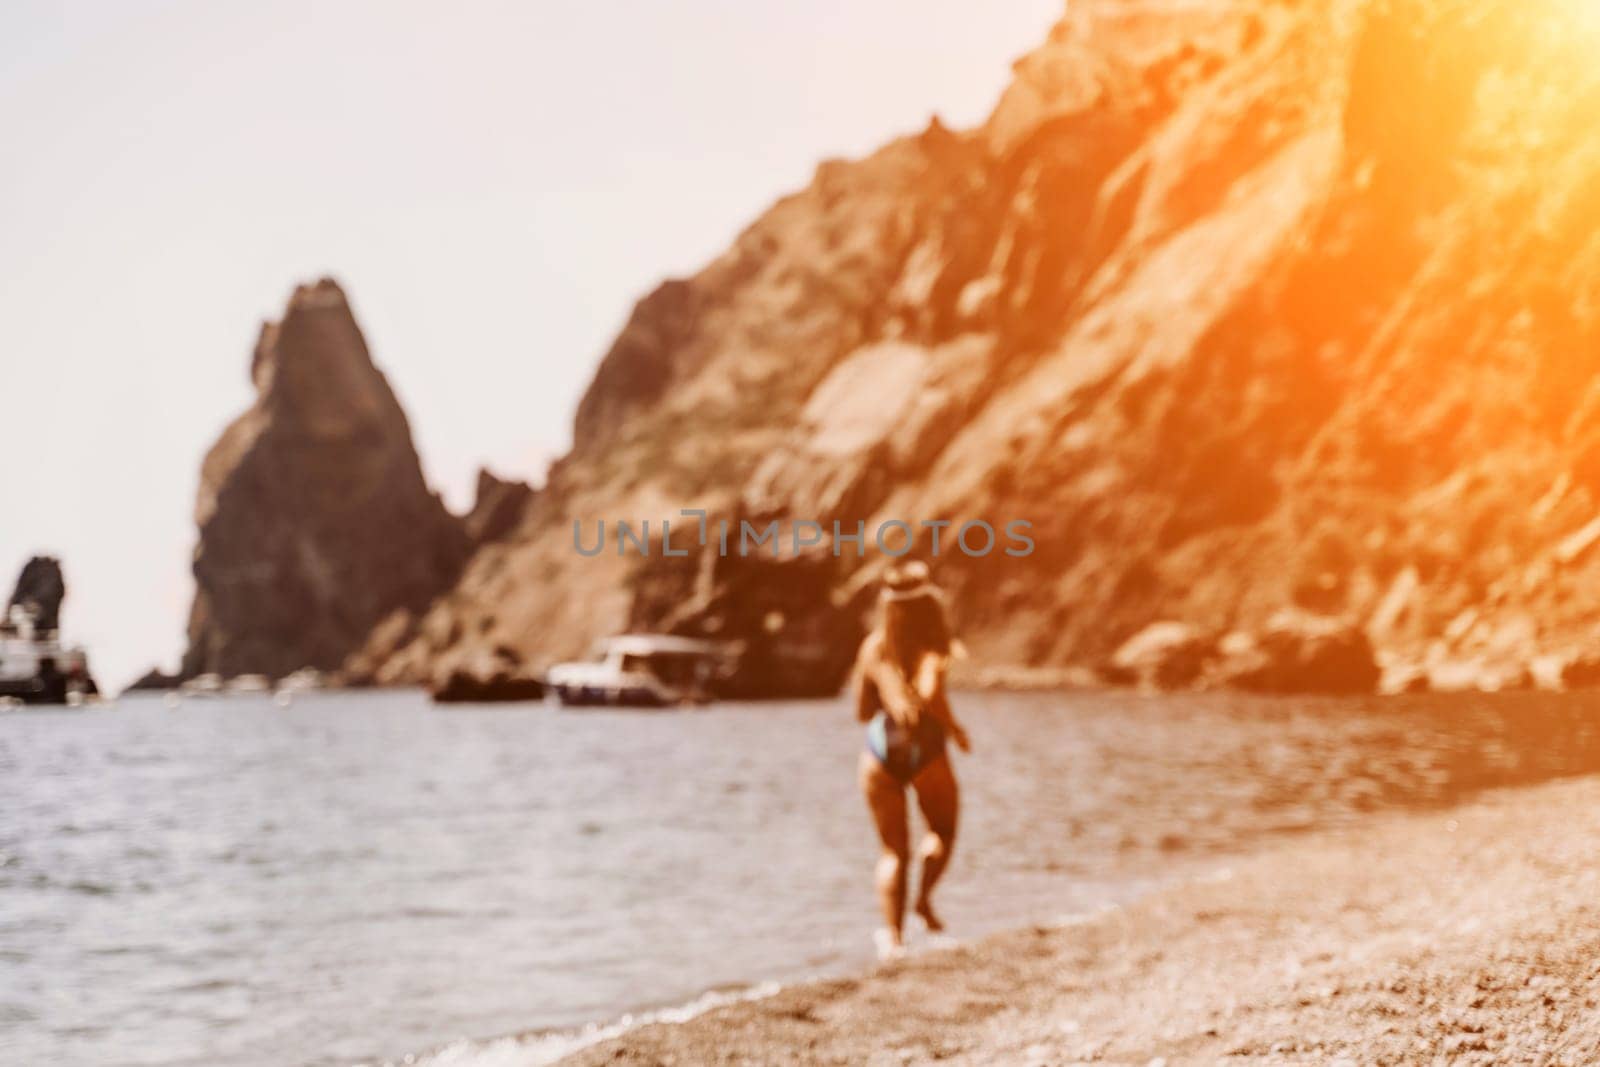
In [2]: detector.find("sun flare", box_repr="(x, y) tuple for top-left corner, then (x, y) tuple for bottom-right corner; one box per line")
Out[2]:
(1549, 0), (1600, 41)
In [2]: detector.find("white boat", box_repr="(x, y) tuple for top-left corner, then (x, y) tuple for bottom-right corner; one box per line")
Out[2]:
(547, 635), (733, 708)
(0, 605), (97, 706)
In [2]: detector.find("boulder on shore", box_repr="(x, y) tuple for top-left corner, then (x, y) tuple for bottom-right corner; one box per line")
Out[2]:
(1107, 622), (1215, 689)
(1212, 612), (1381, 695)
(429, 669), (546, 704)
(1562, 654), (1600, 690)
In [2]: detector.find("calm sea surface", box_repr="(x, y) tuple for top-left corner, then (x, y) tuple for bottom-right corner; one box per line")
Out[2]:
(7, 688), (1600, 1066)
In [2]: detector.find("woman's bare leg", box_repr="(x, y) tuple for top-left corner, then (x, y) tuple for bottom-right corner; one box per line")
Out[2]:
(859, 751), (909, 952)
(911, 756), (959, 931)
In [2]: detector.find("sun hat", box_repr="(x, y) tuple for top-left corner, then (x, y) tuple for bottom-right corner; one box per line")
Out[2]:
(880, 560), (940, 603)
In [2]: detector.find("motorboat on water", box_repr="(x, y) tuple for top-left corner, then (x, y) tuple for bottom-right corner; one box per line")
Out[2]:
(547, 634), (734, 708)
(0, 604), (98, 706)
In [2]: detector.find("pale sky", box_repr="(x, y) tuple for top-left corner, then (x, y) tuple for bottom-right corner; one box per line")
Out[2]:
(0, 0), (1062, 689)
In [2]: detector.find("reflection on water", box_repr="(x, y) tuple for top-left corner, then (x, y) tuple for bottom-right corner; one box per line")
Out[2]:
(5, 688), (1600, 1066)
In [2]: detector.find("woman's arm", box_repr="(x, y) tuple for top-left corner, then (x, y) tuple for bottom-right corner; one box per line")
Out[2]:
(910, 652), (946, 705)
(851, 652), (876, 723)
(859, 639), (922, 728)
(853, 633), (911, 724)
(910, 653), (970, 751)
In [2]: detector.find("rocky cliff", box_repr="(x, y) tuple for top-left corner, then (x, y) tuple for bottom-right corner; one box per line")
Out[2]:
(360, 0), (1600, 694)
(181, 280), (470, 680)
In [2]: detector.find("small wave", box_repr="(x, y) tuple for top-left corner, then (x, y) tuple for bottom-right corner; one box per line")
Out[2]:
(394, 906), (514, 921)
(86, 943), (166, 958)
(107, 752), (171, 767)
(381, 981), (782, 1067)
(164, 977), (244, 995)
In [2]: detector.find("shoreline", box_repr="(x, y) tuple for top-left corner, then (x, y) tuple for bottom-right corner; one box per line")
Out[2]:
(396, 892), (1174, 1067)
(548, 774), (1600, 1065)
(395, 981), (787, 1067)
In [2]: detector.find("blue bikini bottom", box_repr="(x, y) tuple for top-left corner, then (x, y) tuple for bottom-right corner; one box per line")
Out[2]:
(865, 711), (946, 784)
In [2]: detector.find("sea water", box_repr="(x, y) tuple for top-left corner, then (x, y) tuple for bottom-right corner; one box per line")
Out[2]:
(6, 687), (1600, 1066)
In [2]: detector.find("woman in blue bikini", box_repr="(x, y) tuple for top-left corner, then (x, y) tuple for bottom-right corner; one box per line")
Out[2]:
(853, 561), (970, 959)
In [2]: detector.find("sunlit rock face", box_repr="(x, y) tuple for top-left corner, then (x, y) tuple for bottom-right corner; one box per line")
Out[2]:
(363, 0), (1600, 694)
(181, 279), (469, 681)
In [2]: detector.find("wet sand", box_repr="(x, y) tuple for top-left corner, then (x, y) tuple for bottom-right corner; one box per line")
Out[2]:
(562, 775), (1600, 1065)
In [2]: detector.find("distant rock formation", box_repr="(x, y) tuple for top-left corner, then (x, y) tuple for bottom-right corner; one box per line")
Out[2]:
(356, 0), (1600, 696)
(3, 556), (98, 700)
(6, 556), (65, 633)
(181, 279), (470, 681)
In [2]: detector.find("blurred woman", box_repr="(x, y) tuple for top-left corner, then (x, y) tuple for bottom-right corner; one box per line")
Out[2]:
(852, 561), (970, 959)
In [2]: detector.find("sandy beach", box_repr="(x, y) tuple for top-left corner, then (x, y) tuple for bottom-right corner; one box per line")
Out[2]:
(562, 774), (1600, 1065)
